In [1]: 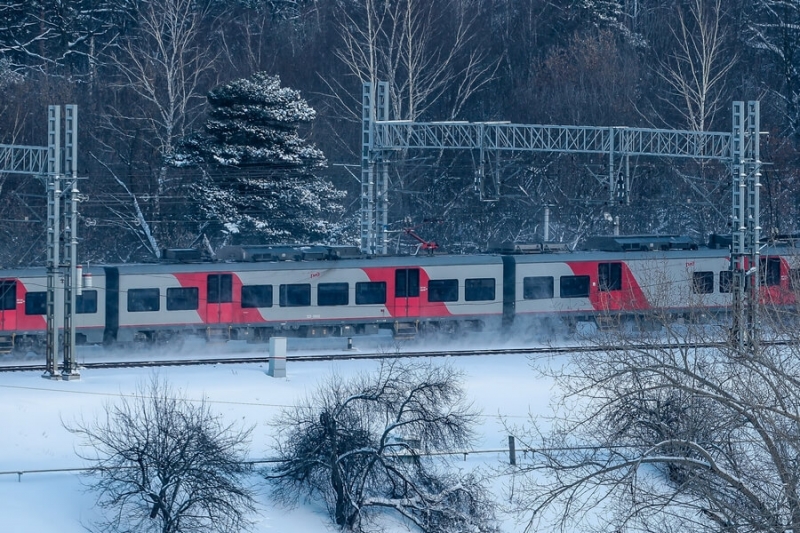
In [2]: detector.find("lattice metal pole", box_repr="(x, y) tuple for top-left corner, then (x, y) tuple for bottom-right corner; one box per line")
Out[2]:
(608, 127), (616, 202)
(730, 101), (762, 352)
(730, 102), (746, 351)
(376, 82), (389, 254)
(62, 105), (79, 379)
(745, 101), (761, 349)
(361, 82), (375, 254)
(44, 106), (62, 380)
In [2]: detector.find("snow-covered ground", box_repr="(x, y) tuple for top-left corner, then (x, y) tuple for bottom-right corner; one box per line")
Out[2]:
(0, 334), (555, 532)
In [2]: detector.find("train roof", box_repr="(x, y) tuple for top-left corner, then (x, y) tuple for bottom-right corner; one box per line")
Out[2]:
(108, 253), (506, 275)
(4, 238), (800, 279)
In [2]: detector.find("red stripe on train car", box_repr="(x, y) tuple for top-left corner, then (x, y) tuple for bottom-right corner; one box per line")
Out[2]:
(362, 267), (453, 318)
(173, 272), (267, 324)
(566, 261), (650, 311)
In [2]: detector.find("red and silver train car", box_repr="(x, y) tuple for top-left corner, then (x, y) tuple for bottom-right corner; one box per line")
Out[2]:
(0, 238), (797, 353)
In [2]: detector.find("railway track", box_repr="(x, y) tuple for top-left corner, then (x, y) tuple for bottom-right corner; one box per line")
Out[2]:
(0, 339), (774, 373)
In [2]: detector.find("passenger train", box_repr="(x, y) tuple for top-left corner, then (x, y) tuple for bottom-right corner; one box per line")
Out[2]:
(0, 235), (797, 354)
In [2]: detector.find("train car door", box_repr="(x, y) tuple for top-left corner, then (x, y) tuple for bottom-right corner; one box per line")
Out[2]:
(207, 274), (233, 323)
(597, 262), (623, 310)
(0, 280), (16, 330)
(394, 268), (420, 317)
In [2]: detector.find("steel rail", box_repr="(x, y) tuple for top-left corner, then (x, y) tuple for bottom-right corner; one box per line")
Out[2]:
(0, 340), (780, 373)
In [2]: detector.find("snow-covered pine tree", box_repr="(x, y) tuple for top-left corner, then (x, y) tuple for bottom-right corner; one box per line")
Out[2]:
(172, 72), (345, 244)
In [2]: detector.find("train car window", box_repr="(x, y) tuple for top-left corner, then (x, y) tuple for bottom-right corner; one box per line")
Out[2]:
(719, 271), (733, 293)
(207, 274), (233, 303)
(356, 281), (386, 305)
(0, 280), (15, 310)
(523, 276), (554, 300)
(692, 271), (714, 294)
(598, 263), (622, 291)
(428, 279), (459, 302)
(395, 269), (420, 298)
(127, 288), (160, 312)
(166, 287), (198, 311)
(242, 285), (273, 308)
(760, 257), (781, 287)
(318, 283), (349, 306)
(76, 290), (98, 314)
(465, 278), (495, 301)
(280, 284), (311, 307)
(560, 275), (590, 298)
(25, 291), (46, 315)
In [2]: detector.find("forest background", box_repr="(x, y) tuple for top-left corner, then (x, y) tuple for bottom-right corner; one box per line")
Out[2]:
(0, 0), (796, 265)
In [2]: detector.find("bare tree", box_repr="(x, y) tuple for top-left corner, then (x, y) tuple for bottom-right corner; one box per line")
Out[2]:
(508, 290), (800, 533)
(658, 0), (735, 132)
(100, 0), (219, 257)
(66, 375), (256, 533)
(329, 0), (497, 122)
(268, 359), (497, 533)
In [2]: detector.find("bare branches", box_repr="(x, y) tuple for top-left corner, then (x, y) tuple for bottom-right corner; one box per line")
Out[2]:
(105, 0), (218, 158)
(65, 375), (256, 533)
(658, 0), (735, 132)
(327, 0), (497, 122)
(268, 359), (497, 533)
(511, 307), (800, 533)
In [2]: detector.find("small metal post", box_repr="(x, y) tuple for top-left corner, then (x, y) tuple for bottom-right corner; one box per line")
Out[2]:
(508, 435), (516, 466)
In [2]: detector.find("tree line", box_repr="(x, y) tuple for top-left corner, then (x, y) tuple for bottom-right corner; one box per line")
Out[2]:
(0, 0), (799, 264)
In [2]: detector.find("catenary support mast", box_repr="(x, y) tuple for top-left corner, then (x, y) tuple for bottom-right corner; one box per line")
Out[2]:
(0, 105), (80, 379)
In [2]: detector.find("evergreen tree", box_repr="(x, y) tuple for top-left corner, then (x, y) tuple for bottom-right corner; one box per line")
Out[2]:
(172, 72), (345, 244)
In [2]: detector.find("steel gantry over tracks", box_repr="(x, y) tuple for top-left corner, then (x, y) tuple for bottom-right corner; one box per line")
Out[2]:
(360, 81), (761, 348)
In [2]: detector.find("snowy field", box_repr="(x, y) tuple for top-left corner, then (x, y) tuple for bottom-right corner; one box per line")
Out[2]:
(0, 334), (555, 532)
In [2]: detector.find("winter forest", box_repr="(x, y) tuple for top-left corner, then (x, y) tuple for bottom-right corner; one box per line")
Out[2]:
(0, 0), (797, 264)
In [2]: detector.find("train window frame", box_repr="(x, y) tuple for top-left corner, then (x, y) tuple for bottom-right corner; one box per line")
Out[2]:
(692, 271), (715, 294)
(318, 282), (349, 306)
(0, 280), (15, 311)
(207, 274), (233, 304)
(598, 262), (622, 291)
(395, 269), (420, 298)
(560, 275), (590, 298)
(76, 290), (98, 314)
(25, 291), (46, 315)
(127, 288), (160, 312)
(719, 270), (733, 294)
(166, 287), (199, 311)
(355, 281), (386, 305)
(279, 283), (311, 307)
(242, 285), (273, 308)
(465, 278), (495, 301)
(523, 276), (554, 300)
(428, 279), (459, 302)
